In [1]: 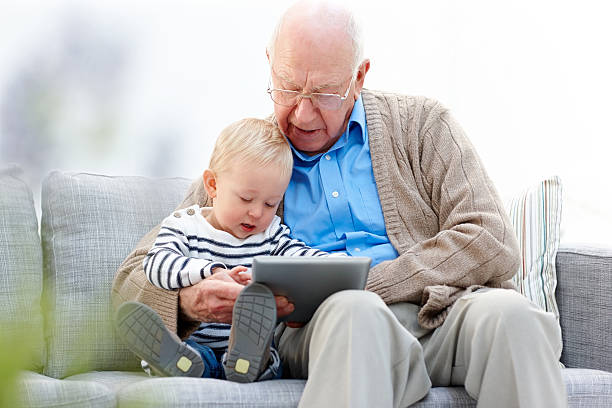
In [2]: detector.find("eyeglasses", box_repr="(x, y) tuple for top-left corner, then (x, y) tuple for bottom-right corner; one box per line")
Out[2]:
(267, 73), (355, 111)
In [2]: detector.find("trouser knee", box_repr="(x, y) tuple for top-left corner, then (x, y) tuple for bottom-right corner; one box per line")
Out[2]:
(321, 290), (388, 320)
(463, 289), (561, 349)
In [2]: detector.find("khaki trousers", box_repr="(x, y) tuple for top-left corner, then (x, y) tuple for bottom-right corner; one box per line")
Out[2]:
(278, 288), (566, 408)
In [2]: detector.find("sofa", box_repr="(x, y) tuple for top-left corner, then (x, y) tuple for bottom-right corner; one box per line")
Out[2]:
(1, 165), (611, 407)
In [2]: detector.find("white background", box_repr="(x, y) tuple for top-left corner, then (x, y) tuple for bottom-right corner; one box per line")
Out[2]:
(1, 0), (610, 246)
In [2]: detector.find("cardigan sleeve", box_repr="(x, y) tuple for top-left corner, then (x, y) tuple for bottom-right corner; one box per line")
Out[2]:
(364, 95), (520, 328)
(111, 177), (212, 339)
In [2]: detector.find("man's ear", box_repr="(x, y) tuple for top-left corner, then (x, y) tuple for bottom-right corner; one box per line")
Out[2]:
(202, 169), (218, 199)
(353, 59), (370, 100)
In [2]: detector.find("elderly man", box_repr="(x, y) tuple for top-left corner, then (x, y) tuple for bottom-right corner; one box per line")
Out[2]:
(112, 1), (566, 407)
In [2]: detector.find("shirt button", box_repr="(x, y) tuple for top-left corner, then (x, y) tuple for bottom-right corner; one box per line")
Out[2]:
(354, 248), (361, 252)
(325, 154), (331, 161)
(332, 191), (339, 198)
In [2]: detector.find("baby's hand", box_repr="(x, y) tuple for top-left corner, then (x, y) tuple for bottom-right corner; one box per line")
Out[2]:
(227, 265), (252, 285)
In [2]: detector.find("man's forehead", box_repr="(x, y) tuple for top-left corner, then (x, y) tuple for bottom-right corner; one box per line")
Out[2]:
(271, 18), (354, 85)
(272, 65), (347, 87)
(270, 49), (353, 90)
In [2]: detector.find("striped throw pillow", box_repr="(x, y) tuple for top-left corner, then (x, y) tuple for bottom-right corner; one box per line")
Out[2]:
(506, 176), (563, 318)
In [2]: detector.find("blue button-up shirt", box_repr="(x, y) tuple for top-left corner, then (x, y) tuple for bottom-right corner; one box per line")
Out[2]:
(283, 95), (398, 267)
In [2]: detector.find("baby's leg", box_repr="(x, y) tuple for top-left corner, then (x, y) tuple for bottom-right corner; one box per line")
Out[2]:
(224, 283), (277, 383)
(115, 301), (205, 377)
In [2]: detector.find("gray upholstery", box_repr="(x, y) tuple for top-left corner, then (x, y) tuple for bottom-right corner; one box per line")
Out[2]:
(65, 371), (150, 393)
(18, 371), (115, 408)
(556, 245), (612, 372)
(40, 171), (191, 378)
(413, 369), (612, 408)
(111, 368), (612, 408)
(1, 169), (610, 407)
(117, 378), (305, 408)
(564, 369), (612, 408)
(0, 165), (45, 372)
(412, 387), (476, 407)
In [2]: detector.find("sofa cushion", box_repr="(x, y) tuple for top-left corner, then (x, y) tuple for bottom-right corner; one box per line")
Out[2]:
(506, 176), (562, 318)
(117, 377), (305, 407)
(113, 368), (612, 407)
(556, 245), (612, 372)
(412, 369), (612, 407)
(412, 386), (476, 407)
(41, 171), (191, 378)
(65, 370), (149, 393)
(564, 368), (612, 408)
(18, 371), (115, 408)
(0, 165), (45, 373)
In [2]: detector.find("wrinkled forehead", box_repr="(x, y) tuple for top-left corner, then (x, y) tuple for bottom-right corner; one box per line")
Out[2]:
(271, 23), (354, 87)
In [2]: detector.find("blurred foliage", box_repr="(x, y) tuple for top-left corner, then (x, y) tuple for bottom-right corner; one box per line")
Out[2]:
(0, 302), (37, 408)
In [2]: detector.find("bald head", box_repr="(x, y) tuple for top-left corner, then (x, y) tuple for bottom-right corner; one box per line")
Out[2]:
(266, 1), (370, 156)
(268, 0), (364, 72)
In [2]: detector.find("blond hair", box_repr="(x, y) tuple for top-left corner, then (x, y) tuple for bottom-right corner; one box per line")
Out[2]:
(209, 118), (293, 178)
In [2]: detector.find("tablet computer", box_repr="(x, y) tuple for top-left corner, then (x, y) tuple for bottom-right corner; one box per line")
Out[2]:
(251, 256), (371, 323)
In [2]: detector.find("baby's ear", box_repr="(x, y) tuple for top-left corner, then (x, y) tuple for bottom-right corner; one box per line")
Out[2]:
(202, 169), (217, 198)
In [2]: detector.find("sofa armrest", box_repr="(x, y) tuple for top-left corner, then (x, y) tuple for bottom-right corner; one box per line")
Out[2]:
(556, 244), (612, 372)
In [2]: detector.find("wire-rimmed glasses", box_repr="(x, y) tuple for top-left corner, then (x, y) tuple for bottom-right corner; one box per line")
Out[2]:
(267, 73), (355, 111)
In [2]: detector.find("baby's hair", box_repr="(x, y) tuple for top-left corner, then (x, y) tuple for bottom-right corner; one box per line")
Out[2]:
(209, 118), (293, 178)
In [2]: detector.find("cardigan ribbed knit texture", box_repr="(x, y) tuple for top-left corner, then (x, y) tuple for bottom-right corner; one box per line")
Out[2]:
(111, 89), (520, 336)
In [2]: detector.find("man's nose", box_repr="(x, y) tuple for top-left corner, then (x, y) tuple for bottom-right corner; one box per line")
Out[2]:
(293, 96), (317, 123)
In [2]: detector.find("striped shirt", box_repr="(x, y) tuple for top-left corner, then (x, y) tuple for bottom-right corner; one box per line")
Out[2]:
(143, 204), (331, 350)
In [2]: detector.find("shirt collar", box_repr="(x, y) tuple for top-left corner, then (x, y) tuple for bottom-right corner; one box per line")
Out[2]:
(290, 94), (366, 163)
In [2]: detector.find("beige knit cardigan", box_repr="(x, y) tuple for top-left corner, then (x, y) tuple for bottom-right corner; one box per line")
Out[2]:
(111, 89), (520, 338)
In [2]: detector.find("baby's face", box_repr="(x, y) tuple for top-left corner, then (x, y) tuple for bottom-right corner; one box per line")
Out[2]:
(208, 163), (290, 239)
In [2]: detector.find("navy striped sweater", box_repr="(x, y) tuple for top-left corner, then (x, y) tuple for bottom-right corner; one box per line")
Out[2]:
(143, 204), (330, 350)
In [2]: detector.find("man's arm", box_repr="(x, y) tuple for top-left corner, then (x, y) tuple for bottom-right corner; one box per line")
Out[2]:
(363, 94), (520, 328)
(111, 176), (295, 336)
(111, 177), (212, 338)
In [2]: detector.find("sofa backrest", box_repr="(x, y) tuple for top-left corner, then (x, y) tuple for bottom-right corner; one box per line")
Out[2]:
(40, 171), (191, 378)
(0, 165), (45, 373)
(556, 245), (612, 373)
(10, 168), (610, 378)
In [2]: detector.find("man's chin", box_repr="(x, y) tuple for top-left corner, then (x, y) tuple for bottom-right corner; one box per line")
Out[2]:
(288, 129), (328, 154)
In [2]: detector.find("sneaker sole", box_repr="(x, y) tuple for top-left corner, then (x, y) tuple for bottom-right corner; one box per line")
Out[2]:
(115, 301), (204, 378)
(225, 283), (277, 383)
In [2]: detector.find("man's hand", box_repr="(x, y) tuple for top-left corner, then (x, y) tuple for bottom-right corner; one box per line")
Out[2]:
(180, 269), (296, 323)
(179, 271), (243, 323)
(276, 295), (296, 321)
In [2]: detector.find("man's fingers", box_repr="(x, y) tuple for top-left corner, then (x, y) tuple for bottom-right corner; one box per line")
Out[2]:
(276, 295), (295, 318)
(275, 295), (288, 308)
(208, 271), (236, 283)
(206, 279), (243, 300)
